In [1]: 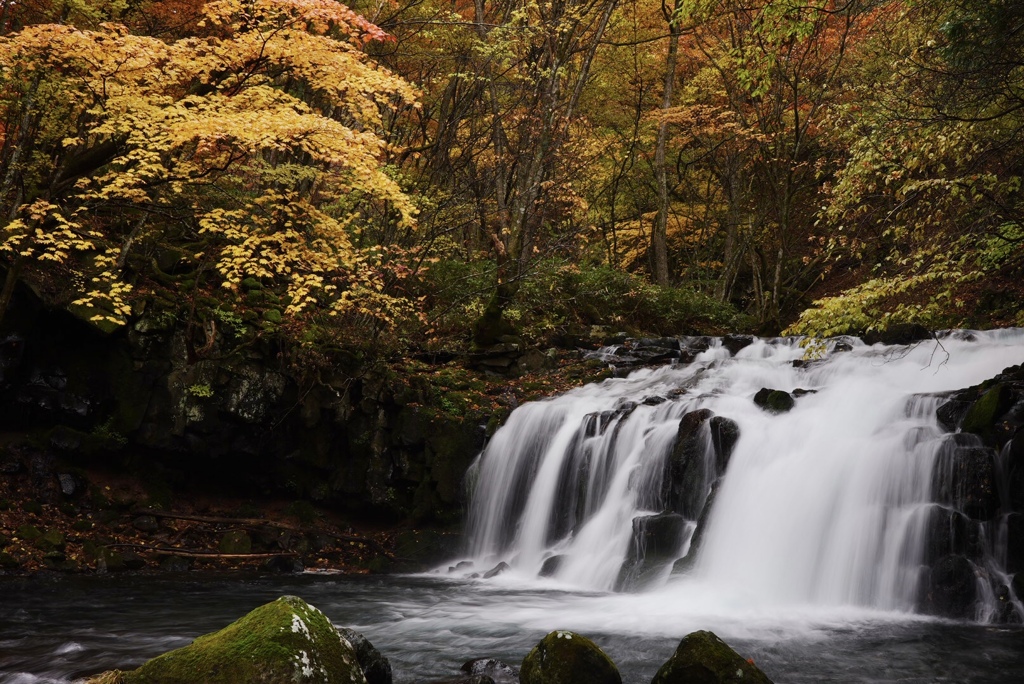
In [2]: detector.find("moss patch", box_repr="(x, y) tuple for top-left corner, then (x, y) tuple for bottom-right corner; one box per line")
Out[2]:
(961, 384), (1010, 440)
(105, 596), (366, 684)
(520, 630), (621, 684)
(651, 630), (773, 684)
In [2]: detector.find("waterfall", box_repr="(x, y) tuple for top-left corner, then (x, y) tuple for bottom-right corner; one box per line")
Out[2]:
(461, 330), (1024, 619)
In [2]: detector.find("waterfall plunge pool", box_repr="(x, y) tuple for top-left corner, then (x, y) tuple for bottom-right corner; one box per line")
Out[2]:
(2, 572), (1023, 683)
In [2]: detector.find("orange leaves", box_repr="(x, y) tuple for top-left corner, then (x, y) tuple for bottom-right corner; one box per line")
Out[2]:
(201, 0), (393, 45)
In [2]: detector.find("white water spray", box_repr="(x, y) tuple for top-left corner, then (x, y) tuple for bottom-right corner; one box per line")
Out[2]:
(463, 330), (1024, 616)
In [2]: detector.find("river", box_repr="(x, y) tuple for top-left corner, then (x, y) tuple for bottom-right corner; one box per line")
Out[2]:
(2, 572), (1024, 683)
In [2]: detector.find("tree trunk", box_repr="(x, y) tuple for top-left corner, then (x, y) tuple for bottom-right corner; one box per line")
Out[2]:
(652, 3), (682, 286)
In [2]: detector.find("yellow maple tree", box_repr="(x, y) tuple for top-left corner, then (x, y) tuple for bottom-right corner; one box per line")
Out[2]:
(0, 0), (418, 331)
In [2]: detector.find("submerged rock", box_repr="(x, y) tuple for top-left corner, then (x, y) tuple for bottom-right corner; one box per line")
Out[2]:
(461, 657), (519, 684)
(519, 630), (621, 684)
(483, 561), (510, 579)
(85, 595), (366, 684)
(651, 630), (773, 684)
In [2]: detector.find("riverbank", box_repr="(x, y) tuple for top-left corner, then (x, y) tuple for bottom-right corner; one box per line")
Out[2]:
(0, 336), (619, 577)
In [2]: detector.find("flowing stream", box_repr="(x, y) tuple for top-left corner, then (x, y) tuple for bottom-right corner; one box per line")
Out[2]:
(3, 330), (1024, 683)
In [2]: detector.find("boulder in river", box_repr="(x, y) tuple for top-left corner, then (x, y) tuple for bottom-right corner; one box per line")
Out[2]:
(338, 627), (392, 684)
(753, 388), (794, 414)
(84, 595), (366, 683)
(651, 630), (773, 684)
(519, 630), (621, 684)
(461, 657), (519, 684)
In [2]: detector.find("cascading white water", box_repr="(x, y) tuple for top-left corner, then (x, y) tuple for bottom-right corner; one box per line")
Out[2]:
(462, 329), (1024, 616)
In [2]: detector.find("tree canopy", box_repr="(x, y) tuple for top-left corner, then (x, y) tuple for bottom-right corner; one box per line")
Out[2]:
(0, 0), (1020, 356)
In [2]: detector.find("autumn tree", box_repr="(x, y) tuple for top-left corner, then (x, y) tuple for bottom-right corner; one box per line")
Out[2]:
(0, 0), (418, 342)
(788, 0), (1024, 336)
(653, 0), (878, 326)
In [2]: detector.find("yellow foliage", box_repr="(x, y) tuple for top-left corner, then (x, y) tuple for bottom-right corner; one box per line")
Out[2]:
(0, 0), (418, 329)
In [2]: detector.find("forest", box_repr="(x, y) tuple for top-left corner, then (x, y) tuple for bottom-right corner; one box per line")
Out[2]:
(0, 0), (1022, 364)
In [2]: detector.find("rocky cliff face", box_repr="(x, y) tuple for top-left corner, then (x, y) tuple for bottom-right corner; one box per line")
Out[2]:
(924, 363), (1024, 620)
(0, 292), (487, 524)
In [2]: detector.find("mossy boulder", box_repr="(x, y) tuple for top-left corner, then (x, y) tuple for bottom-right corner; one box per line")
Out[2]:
(753, 388), (794, 414)
(219, 530), (253, 554)
(960, 384), (1011, 441)
(652, 630), (773, 684)
(519, 630), (621, 684)
(86, 596), (366, 684)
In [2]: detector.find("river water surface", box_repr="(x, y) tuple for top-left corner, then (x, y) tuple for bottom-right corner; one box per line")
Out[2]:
(2, 572), (1023, 683)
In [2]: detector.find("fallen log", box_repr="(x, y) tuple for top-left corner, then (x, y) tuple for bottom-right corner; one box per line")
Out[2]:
(132, 508), (396, 559)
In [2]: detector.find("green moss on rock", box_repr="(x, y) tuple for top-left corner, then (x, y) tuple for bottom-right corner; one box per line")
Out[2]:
(219, 530), (253, 554)
(92, 596), (366, 684)
(520, 630), (621, 684)
(651, 630), (773, 684)
(961, 384), (1009, 439)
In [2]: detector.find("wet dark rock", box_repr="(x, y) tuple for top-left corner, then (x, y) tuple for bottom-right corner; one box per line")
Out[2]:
(937, 364), (1024, 452)
(832, 341), (854, 353)
(961, 384), (1014, 442)
(540, 555), (564, 577)
(338, 627), (393, 684)
(1008, 431), (1024, 511)
(721, 335), (754, 356)
(642, 396), (668, 406)
(122, 550), (147, 570)
(708, 417), (740, 472)
(131, 515), (159, 533)
(672, 482), (719, 575)
(753, 388), (794, 414)
(0, 551), (22, 570)
(791, 388), (817, 397)
(449, 560), (474, 573)
(663, 409), (714, 517)
(483, 561), (510, 579)
(95, 547), (125, 573)
(56, 471), (84, 497)
(936, 399), (973, 432)
(520, 630), (621, 684)
(924, 506), (981, 565)
(461, 658), (518, 684)
(651, 630), (773, 684)
(1005, 513), (1024, 574)
(863, 323), (932, 346)
(263, 555), (304, 573)
(1013, 573), (1024, 604)
(423, 676), (494, 684)
(618, 513), (688, 590)
(630, 513), (686, 563)
(635, 337), (681, 351)
(922, 554), (978, 619)
(932, 443), (999, 521)
(679, 336), (711, 353)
